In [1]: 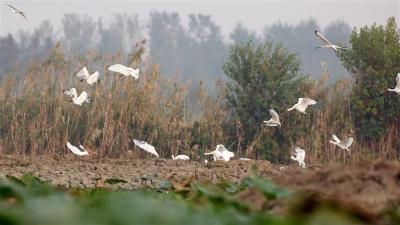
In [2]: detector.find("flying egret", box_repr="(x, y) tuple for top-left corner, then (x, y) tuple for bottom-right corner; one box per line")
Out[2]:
(75, 67), (100, 85)
(108, 64), (139, 79)
(387, 73), (400, 95)
(291, 147), (305, 168)
(204, 144), (234, 162)
(133, 139), (159, 157)
(63, 88), (91, 106)
(329, 135), (353, 152)
(287, 98), (317, 114)
(66, 142), (89, 156)
(314, 30), (347, 52)
(263, 109), (281, 127)
(172, 155), (190, 161)
(5, 4), (27, 20)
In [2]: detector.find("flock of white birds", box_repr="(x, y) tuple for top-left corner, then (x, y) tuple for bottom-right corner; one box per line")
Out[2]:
(5, 4), (400, 168)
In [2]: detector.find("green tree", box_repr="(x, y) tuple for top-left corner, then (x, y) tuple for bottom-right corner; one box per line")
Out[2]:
(223, 41), (304, 160)
(341, 17), (400, 143)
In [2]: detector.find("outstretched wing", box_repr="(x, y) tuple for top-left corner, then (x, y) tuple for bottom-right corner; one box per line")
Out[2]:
(332, 134), (341, 143)
(108, 64), (129, 76)
(5, 4), (18, 12)
(76, 67), (90, 79)
(216, 144), (228, 153)
(295, 147), (305, 161)
(341, 137), (353, 148)
(76, 91), (89, 104)
(301, 98), (317, 106)
(18, 12), (27, 20)
(269, 109), (280, 122)
(396, 73), (400, 88)
(63, 88), (77, 97)
(133, 139), (159, 157)
(315, 30), (333, 46)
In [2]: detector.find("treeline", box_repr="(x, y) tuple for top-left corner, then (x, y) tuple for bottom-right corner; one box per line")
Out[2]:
(0, 12), (351, 89)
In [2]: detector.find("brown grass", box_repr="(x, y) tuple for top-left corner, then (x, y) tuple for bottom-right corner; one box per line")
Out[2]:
(0, 47), (398, 165)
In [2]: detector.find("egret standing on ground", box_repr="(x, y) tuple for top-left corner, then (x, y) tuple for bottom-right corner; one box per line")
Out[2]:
(63, 88), (91, 106)
(133, 139), (159, 157)
(108, 64), (139, 79)
(287, 98), (317, 114)
(204, 144), (234, 161)
(66, 142), (89, 156)
(329, 135), (353, 152)
(387, 73), (400, 95)
(263, 109), (281, 127)
(75, 67), (100, 86)
(5, 4), (27, 20)
(291, 147), (305, 168)
(172, 155), (190, 161)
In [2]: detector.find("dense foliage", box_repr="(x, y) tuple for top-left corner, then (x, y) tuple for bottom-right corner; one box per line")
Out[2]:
(223, 41), (304, 160)
(341, 17), (400, 147)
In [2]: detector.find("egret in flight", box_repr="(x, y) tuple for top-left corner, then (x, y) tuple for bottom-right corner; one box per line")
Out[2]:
(387, 73), (400, 95)
(204, 144), (234, 161)
(329, 135), (353, 152)
(108, 64), (139, 79)
(63, 88), (91, 106)
(133, 139), (159, 157)
(287, 98), (317, 114)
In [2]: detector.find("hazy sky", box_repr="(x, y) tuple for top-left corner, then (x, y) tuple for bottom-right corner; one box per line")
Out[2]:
(0, 0), (399, 37)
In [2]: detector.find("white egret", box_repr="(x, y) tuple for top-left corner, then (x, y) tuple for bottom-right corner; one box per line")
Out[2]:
(204, 144), (234, 162)
(75, 67), (100, 85)
(287, 98), (317, 114)
(63, 88), (91, 106)
(133, 139), (159, 157)
(239, 158), (251, 161)
(314, 30), (347, 52)
(387, 73), (400, 95)
(108, 64), (139, 79)
(329, 135), (353, 152)
(66, 142), (88, 156)
(5, 4), (27, 20)
(172, 155), (190, 161)
(291, 147), (305, 168)
(263, 109), (281, 127)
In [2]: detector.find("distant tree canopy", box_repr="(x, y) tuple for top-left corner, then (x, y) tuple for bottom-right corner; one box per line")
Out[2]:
(223, 41), (304, 160)
(264, 18), (351, 81)
(0, 12), (355, 87)
(341, 17), (400, 142)
(149, 12), (227, 90)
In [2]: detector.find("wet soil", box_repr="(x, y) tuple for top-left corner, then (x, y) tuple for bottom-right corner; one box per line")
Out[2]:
(1, 155), (400, 218)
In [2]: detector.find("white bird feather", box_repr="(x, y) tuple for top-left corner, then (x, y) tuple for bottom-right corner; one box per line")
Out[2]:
(287, 98), (317, 114)
(263, 109), (281, 126)
(314, 30), (347, 52)
(63, 88), (91, 106)
(290, 147), (305, 168)
(329, 134), (353, 152)
(172, 155), (190, 160)
(133, 139), (159, 157)
(387, 73), (400, 94)
(204, 144), (234, 162)
(108, 64), (139, 79)
(75, 67), (100, 85)
(66, 142), (89, 156)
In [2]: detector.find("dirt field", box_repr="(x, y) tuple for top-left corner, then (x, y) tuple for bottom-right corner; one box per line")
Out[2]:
(1, 155), (400, 218)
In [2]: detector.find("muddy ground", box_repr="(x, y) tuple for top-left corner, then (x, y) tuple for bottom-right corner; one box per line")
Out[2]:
(1, 155), (400, 218)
